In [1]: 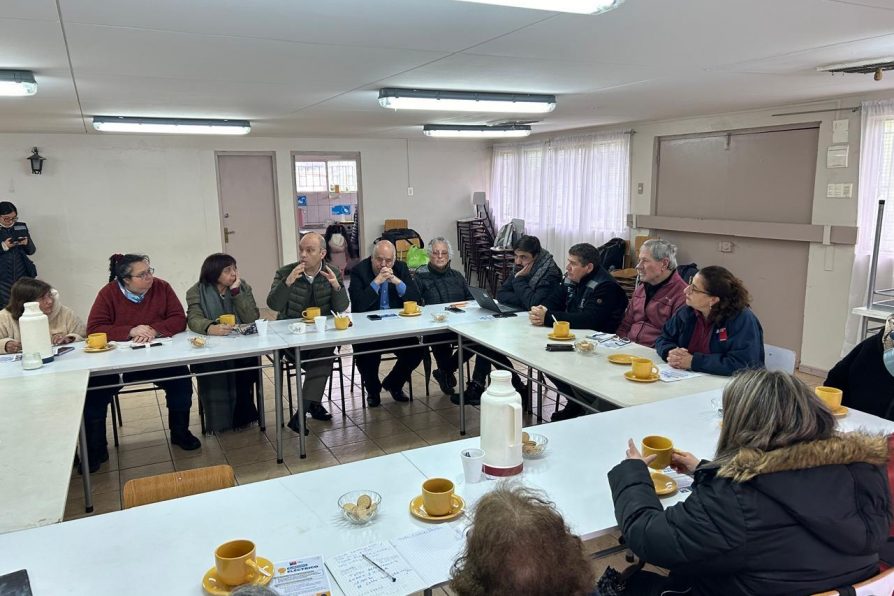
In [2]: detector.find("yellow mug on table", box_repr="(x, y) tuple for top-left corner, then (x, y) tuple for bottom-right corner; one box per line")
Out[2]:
(301, 307), (321, 321)
(403, 301), (419, 314)
(218, 314), (236, 326)
(86, 333), (107, 349)
(642, 435), (674, 470)
(422, 477), (454, 517)
(631, 357), (658, 380)
(552, 320), (571, 338)
(214, 539), (261, 586)
(815, 386), (843, 410)
(334, 315), (350, 330)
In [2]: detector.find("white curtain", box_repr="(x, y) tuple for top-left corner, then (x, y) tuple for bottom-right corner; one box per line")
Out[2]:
(843, 99), (894, 352)
(489, 130), (630, 262)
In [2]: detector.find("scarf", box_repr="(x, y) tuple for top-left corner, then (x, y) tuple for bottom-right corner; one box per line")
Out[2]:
(883, 315), (894, 377)
(529, 249), (557, 288)
(118, 281), (146, 304)
(198, 282), (240, 324)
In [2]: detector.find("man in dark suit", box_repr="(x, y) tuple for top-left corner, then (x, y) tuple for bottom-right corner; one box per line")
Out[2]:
(349, 240), (424, 407)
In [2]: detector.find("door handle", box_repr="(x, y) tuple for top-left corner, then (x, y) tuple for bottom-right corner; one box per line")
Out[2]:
(224, 227), (236, 243)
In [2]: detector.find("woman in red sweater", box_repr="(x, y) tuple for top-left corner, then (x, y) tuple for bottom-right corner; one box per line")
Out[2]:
(80, 254), (200, 474)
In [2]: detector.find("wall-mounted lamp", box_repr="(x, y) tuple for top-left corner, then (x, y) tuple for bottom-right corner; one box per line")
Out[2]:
(27, 147), (45, 175)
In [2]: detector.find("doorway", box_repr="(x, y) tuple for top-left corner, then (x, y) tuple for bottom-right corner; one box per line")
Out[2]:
(215, 152), (282, 292)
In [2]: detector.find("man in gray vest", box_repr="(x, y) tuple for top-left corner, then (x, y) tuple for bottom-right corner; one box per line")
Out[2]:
(268, 232), (349, 432)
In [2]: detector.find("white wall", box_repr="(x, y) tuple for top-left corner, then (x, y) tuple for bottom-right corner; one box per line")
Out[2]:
(0, 134), (489, 319)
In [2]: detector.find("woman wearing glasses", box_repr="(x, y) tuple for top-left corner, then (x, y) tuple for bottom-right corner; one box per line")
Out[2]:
(79, 254), (200, 474)
(0, 201), (37, 308)
(654, 265), (764, 376)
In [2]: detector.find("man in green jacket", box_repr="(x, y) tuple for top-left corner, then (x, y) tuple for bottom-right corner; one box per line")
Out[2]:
(267, 232), (350, 432)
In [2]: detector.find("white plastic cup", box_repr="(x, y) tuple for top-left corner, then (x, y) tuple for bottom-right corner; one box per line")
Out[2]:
(255, 319), (268, 337)
(288, 322), (306, 334)
(314, 315), (327, 333)
(460, 448), (485, 484)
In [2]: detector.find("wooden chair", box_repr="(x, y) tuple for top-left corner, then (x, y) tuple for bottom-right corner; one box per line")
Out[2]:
(122, 464), (236, 509)
(611, 267), (639, 300)
(812, 567), (894, 595)
(383, 218), (408, 231)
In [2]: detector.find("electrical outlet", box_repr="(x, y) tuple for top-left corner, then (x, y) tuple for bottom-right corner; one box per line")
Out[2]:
(637, 182), (644, 195)
(407, 187), (414, 196)
(719, 241), (733, 253)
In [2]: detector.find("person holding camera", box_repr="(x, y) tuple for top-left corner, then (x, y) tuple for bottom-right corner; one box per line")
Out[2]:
(0, 201), (37, 308)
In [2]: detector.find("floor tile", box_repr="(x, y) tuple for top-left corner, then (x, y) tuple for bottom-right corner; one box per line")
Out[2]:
(317, 426), (371, 449)
(372, 431), (428, 454)
(225, 442), (278, 467)
(329, 440), (386, 464)
(117, 443), (173, 470)
(232, 459), (290, 484)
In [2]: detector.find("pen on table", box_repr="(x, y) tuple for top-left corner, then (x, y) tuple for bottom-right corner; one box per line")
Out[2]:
(361, 554), (396, 583)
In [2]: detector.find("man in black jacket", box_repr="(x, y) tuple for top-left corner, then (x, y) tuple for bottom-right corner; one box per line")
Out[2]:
(529, 242), (628, 421)
(349, 240), (424, 407)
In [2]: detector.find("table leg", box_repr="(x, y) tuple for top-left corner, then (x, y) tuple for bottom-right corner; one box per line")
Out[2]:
(274, 349), (284, 464)
(256, 364), (266, 432)
(458, 334), (466, 436)
(79, 415), (94, 513)
(296, 346), (307, 459)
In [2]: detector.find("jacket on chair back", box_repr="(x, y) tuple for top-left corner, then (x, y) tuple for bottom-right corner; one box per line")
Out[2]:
(608, 433), (892, 596)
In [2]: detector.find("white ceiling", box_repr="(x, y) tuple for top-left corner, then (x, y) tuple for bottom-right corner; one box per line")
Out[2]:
(2, 0), (894, 138)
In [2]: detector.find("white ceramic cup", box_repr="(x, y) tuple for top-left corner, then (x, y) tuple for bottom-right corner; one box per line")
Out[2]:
(460, 448), (485, 484)
(254, 319), (268, 337)
(314, 315), (327, 333)
(288, 322), (306, 334)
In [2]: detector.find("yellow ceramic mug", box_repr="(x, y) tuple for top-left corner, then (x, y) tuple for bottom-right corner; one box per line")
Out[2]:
(642, 435), (674, 470)
(631, 357), (659, 380)
(422, 477), (454, 517)
(302, 307), (321, 321)
(815, 386), (843, 410)
(214, 539), (260, 586)
(403, 301), (419, 314)
(86, 333), (107, 349)
(553, 321), (571, 338)
(218, 314), (236, 326)
(334, 316), (350, 330)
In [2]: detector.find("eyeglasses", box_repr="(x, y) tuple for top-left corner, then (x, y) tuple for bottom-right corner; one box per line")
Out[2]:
(687, 283), (711, 296)
(129, 267), (155, 280)
(431, 251), (449, 257)
(0, 214), (17, 223)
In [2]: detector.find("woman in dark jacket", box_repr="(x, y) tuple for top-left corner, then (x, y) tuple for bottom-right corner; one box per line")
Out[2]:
(185, 253), (260, 433)
(825, 315), (894, 419)
(654, 265), (764, 376)
(0, 201), (37, 308)
(607, 369), (891, 596)
(415, 237), (474, 395)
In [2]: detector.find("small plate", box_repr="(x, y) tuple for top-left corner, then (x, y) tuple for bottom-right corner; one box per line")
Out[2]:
(651, 472), (677, 496)
(624, 371), (659, 383)
(302, 318), (316, 324)
(202, 556), (273, 595)
(409, 494), (465, 522)
(832, 405), (849, 418)
(607, 353), (636, 365)
(546, 333), (575, 341)
(84, 344), (116, 353)
(398, 311), (422, 317)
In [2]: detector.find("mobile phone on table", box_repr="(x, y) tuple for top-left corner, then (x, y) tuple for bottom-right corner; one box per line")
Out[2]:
(446, 306), (464, 313)
(367, 314), (382, 321)
(55, 346), (75, 356)
(545, 344), (575, 352)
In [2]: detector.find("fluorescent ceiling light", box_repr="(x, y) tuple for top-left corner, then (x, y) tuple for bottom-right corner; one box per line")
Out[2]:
(454, 0), (624, 14)
(0, 70), (37, 97)
(423, 124), (532, 138)
(92, 116), (251, 135)
(379, 88), (555, 114)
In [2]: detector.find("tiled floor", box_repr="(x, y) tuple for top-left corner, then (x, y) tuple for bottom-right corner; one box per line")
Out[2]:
(61, 358), (823, 593)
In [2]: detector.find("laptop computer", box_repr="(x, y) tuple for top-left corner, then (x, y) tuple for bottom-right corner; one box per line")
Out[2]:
(469, 286), (523, 315)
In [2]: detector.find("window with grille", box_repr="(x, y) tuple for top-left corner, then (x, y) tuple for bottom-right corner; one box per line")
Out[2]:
(295, 160), (358, 193)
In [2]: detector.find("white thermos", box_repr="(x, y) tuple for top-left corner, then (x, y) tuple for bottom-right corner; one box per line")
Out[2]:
(19, 301), (54, 364)
(479, 370), (523, 476)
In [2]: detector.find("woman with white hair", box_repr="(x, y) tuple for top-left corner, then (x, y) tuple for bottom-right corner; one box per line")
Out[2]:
(825, 314), (894, 419)
(415, 237), (474, 395)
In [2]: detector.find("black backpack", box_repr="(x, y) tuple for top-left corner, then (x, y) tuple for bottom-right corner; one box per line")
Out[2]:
(377, 228), (424, 261)
(596, 237), (627, 272)
(676, 263), (699, 284)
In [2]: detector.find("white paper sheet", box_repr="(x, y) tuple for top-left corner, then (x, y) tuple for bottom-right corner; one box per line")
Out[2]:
(657, 364), (704, 383)
(326, 542), (424, 596)
(390, 526), (465, 587)
(270, 555), (331, 596)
